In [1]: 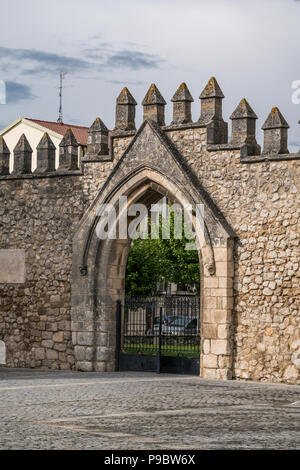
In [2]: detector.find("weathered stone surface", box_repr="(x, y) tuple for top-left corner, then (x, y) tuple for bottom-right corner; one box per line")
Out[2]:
(35, 133), (56, 173)
(85, 117), (109, 157)
(171, 83), (193, 125)
(58, 128), (79, 171)
(0, 249), (25, 283)
(0, 81), (299, 385)
(198, 77), (228, 144)
(142, 84), (166, 125)
(229, 98), (261, 156)
(0, 136), (10, 176)
(262, 107), (289, 154)
(12, 134), (32, 175)
(114, 87), (137, 131)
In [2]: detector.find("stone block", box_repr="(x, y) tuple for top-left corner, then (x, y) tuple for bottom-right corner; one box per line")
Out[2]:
(217, 324), (231, 339)
(202, 368), (217, 379)
(0, 249), (25, 284)
(202, 339), (210, 354)
(46, 349), (58, 360)
(96, 347), (114, 362)
(34, 348), (45, 360)
(76, 361), (93, 372)
(203, 354), (218, 368)
(53, 331), (64, 343)
(203, 309), (232, 324)
(211, 339), (231, 355)
(213, 247), (232, 262)
(218, 355), (232, 369)
(215, 262), (234, 277)
(202, 324), (218, 339)
(77, 332), (94, 346)
(204, 277), (219, 288)
(204, 297), (217, 309)
(216, 369), (232, 380)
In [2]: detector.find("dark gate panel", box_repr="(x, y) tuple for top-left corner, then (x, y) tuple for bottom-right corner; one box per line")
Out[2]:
(117, 296), (200, 375)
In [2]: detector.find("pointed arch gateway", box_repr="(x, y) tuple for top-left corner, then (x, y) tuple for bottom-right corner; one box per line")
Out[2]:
(71, 120), (235, 380)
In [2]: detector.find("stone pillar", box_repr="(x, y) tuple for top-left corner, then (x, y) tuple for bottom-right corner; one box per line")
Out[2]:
(12, 134), (32, 175)
(200, 241), (234, 380)
(0, 136), (10, 175)
(86, 117), (109, 156)
(35, 132), (56, 173)
(230, 98), (261, 156)
(114, 87), (137, 131)
(58, 128), (79, 171)
(171, 82), (194, 125)
(198, 77), (228, 144)
(142, 84), (166, 126)
(262, 107), (289, 154)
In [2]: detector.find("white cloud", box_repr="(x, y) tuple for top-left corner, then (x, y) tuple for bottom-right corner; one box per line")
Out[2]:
(0, 0), (300, 149)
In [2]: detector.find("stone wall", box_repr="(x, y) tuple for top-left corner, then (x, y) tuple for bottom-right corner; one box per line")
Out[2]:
(164, 126), (300, 384)
(0, 80), (299, 384)
(0, 175), (85, 369)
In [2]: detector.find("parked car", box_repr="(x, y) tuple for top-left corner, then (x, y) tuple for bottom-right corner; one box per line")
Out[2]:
(162, 316), (199, 336)
(152, 315), (177, 336)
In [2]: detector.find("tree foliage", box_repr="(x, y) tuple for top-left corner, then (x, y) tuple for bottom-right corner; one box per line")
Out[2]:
(125, 207), (200, 297)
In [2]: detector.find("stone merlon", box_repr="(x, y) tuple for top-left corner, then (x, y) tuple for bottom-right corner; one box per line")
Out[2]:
(171, 83), (194, 125)
(86, 117), (109, 156)
(229, 98), (260, 156)
(198, 77), (228, 145)
(114, 87), (137, 132)
(0, 136), (10, 176)
(12, 134), (33, 175)
(142, 84), (166, 126)
(262, 107), (289, 155)
(58, 128), (79, 171)
(35, 132), (56, 173)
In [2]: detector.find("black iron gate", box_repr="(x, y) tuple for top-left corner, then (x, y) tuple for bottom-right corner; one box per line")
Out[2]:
(116, 296), (200, 375)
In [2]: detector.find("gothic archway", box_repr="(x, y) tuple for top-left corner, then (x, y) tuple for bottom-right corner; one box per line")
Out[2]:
(71, 120), (235, 379)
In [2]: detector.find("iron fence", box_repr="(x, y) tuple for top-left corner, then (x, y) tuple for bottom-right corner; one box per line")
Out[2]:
(121, 295), (200, 358)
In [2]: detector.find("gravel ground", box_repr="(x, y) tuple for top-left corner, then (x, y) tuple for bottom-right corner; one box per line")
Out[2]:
(0, 367), (299, 450)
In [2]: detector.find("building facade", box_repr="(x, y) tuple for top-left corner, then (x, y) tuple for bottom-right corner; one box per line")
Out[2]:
(0, 117), (88, 171)
(0, 78), (299, 384)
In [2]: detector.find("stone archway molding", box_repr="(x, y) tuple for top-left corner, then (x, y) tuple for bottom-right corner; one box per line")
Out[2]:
(71, 120), (236, 379)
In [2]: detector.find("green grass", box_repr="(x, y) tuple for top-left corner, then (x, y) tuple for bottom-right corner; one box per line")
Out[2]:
(122, 343), (200, 358)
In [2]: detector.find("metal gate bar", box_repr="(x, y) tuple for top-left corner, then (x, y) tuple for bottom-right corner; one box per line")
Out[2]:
(117, 295), (200, 375)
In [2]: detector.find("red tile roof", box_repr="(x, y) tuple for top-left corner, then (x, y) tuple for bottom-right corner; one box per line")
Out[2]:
(26, 118), (89, 146)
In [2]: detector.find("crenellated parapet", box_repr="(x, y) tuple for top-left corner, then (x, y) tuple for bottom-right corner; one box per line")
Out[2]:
(0, 136), (10, 176)
(262, 107), (289, 155)
(58, 128), (79, 171)
(171, 82), (194, 125)
(142, 83), (166, 126)
(35, 132), (56, 173)
(114, 87), (137, 132)
(198, 77), (228, 145)
(1, 76), (300, 181)
(0, 130), (83, 178)
(84, 117), (109, 159)
(0, 75), (299, 384)
(229, 98), (261, 157)
(11, 134), (33, 175)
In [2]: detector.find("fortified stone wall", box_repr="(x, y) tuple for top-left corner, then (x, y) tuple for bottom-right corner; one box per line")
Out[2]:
(165, 128), (300, 383)
(0, 77), (299, 384)
(0, 130), (113, 369)
(0, 174), (90, 369)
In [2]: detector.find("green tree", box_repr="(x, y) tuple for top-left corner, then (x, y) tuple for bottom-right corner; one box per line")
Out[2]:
(125, 207), (200, 297)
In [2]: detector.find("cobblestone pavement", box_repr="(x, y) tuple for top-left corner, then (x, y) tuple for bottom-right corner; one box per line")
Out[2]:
(0, 367), (299, 450)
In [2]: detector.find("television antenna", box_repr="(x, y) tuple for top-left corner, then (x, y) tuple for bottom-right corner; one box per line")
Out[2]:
(57, 72), (67, 123)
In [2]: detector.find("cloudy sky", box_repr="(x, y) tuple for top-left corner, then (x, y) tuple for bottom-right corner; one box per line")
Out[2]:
(1, 0), (300, 150)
